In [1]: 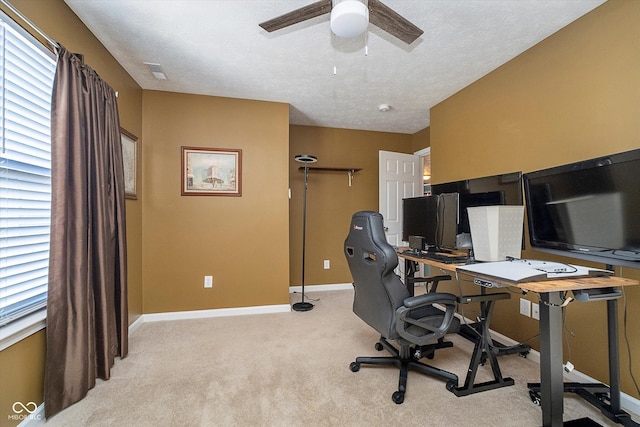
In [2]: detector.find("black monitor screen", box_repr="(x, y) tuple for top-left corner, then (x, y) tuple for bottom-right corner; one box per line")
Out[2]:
(458, 191), (505, 234)
(524, 148), (640, 268)
(433, 172), (523, 249)
(402, 195), (438, 246)
(432, 171), (522, 206)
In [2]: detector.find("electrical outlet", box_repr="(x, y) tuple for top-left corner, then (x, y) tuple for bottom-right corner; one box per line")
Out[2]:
(532, 302), (540, 320)
(323, 260), (330, 269)
(520, 298), (531, 317)
(204, 276), (213, 288)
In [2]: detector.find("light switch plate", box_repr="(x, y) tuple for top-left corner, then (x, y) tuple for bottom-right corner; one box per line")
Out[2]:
(520, 298), (531, 317)
(204, 276), (213, 288)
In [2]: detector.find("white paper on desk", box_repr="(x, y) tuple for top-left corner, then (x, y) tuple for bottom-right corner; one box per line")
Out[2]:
(457, 262), (547, 282)
(456, 261), (612, 283)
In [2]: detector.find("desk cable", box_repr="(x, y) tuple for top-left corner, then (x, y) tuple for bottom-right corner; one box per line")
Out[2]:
(621, 278), (640, 396)
(291, 290), (320, 303)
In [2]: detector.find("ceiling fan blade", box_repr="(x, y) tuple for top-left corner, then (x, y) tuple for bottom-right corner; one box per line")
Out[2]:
(259, 0), (332, 33)
(368, 0), (424, 44)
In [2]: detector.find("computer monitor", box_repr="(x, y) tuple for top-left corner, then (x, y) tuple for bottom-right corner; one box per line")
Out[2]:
(524, 148), (640, 268)
(402, 195), (438, 249)
(436, 192), (459, 250)
(433, 172), (523, 249)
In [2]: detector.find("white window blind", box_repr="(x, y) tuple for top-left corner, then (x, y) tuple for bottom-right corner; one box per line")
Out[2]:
(0, 13), (56, 327)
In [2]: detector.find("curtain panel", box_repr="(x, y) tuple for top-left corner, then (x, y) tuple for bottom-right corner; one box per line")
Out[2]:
(44, 47), (128, 419)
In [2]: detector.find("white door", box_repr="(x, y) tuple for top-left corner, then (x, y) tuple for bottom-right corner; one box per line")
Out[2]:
(379, 150), (423, 247)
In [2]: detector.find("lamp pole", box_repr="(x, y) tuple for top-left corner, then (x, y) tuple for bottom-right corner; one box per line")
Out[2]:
(293, 154), (317, 312)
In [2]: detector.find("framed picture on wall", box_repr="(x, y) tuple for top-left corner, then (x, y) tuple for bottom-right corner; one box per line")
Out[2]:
(121, 128), (138, 199)
(181, 146), (242, 196)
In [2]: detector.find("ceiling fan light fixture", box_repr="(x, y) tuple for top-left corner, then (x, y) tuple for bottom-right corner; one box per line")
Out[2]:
(330, 0), (369, 38)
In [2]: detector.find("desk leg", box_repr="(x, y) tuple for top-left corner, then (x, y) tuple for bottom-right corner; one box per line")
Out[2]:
(608, 298), (621, 413)
(403, 258), (416, 297)
(539, 291), (564, 427)
(530, 296), (638, 426)
(605, 298), (637, 426)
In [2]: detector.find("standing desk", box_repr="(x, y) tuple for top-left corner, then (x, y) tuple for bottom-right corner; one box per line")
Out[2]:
(398, 251), (639, 427)
(456, 268), (639, 427)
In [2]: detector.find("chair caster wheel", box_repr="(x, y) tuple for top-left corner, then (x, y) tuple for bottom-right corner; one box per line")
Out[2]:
(392, 391), (404, 404)
(446, 380), (457, 392)
(375, 342), (384, 351)
(529, 390), (541, 406)
(349, 362), (360, 372)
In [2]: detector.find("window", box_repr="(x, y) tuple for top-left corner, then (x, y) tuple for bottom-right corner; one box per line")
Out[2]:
(0, 11), (56, 342)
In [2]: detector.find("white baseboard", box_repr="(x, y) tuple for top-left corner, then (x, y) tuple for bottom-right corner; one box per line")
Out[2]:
(140, 304), (291, 323)
(128, 314), (145, 335)
(289, 283), (353, 293)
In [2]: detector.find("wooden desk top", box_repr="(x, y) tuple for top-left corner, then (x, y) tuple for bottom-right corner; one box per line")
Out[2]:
(397, 249), (639, 293)
(514, 275), (637, 293)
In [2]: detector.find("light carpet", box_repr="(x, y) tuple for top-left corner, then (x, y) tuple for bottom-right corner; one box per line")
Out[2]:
(41, 289), (629, 426)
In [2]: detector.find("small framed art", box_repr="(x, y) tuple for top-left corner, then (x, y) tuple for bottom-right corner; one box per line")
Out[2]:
(121, 129), (138, 199)
(181, 146), (242, 196)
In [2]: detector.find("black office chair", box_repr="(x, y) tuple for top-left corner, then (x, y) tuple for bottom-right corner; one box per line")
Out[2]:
(344, 211), (459, 404)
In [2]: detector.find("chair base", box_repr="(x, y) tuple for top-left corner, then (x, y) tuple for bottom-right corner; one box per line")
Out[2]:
(350, 337), (458, 404)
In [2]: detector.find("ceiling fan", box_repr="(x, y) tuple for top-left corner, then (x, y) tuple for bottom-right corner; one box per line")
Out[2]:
(259, 0), (423, 45)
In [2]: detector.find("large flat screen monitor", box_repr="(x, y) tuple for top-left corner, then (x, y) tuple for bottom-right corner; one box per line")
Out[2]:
(523, 148), (640, 268)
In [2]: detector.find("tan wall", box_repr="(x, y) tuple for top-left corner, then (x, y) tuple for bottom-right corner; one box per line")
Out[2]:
(0, 333), (45, 426)
(289, 125), (412, 286)
(141, 91), (290, 313)
(411, 127), (430, 152)
(0, 1), (142, 425)
(430, 0), (640, 397)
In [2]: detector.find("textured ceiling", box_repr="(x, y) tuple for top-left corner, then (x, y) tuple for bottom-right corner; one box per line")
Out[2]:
(64, 0), (606, 134)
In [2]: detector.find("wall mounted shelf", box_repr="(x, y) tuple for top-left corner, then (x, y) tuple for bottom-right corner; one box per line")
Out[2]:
(298, 167), (362, 186)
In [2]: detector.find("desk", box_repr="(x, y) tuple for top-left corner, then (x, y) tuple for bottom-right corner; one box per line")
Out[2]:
(398, 251), (639, 426)
(456, 270), (639, 427)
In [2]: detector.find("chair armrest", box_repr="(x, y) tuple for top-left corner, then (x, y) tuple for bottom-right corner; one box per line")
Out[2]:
(403, 292), (457, 308)
(395, 292), (458, 346)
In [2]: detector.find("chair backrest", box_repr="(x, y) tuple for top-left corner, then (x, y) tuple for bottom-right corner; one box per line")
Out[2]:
(344, 211), (410, 340)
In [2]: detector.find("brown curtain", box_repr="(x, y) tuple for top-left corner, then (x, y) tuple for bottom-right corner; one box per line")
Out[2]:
(44, 47), (128, 419)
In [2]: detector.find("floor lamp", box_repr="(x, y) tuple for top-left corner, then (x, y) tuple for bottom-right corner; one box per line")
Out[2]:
(293, 154), (317, 312)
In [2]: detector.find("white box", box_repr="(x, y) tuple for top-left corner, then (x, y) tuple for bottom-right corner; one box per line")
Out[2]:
(467, 205), (524, 262)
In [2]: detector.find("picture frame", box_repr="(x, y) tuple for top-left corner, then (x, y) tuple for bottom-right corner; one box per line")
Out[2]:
(121, 128), (138, 199)
(181, 146), (242, 196)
